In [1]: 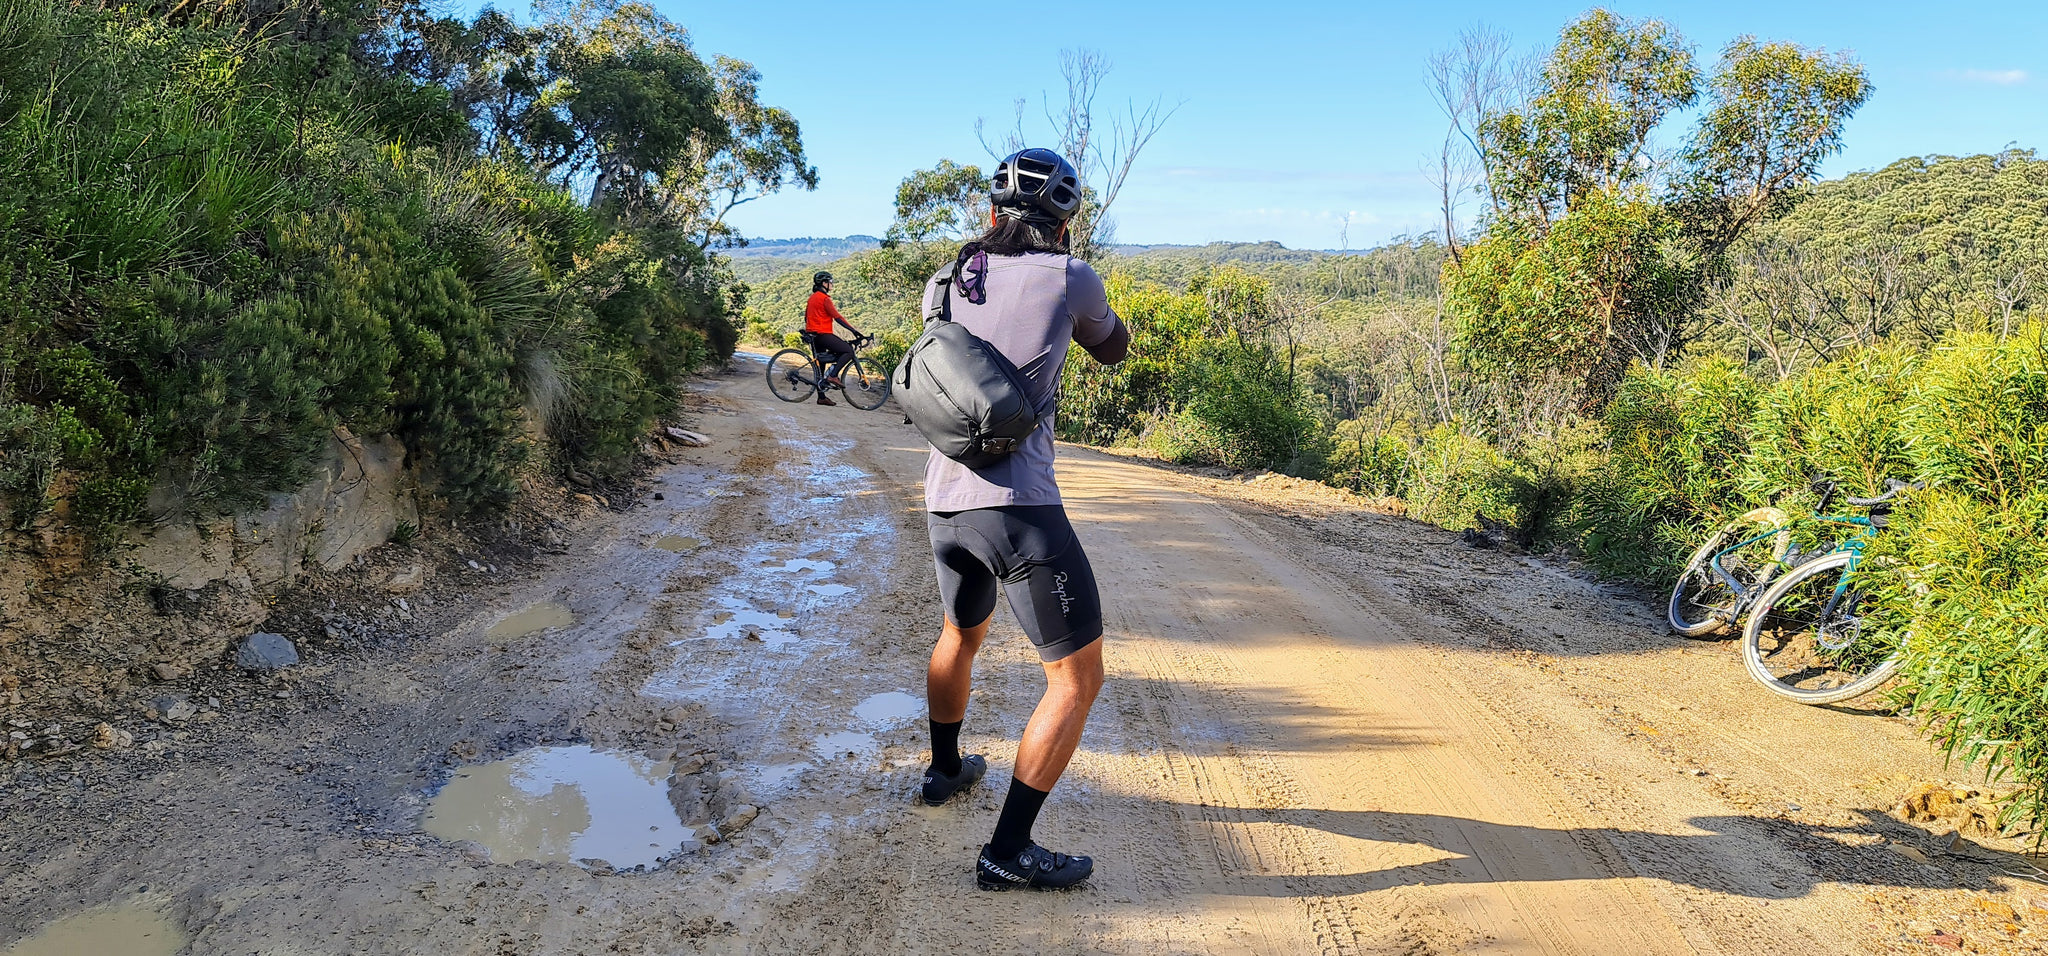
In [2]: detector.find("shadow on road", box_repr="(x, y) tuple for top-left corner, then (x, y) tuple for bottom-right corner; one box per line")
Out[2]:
(1158, 803), (2015, 900)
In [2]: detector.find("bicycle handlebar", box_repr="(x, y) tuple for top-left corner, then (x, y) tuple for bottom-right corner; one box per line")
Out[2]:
(1841, 478), (1924, 508)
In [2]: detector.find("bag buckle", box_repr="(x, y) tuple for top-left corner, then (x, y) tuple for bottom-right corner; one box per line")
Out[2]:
(980, 437), (1016, 455)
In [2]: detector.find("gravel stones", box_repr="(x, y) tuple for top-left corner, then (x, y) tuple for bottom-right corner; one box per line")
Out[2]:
(149, 696), (196, 723)
(235, 632), (299, 672)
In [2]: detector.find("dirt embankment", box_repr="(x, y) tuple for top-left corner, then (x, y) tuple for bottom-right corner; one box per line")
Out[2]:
(3, 357), (2044, 956)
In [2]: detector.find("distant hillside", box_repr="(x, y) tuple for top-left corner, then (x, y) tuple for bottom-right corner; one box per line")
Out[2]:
(725, 236), (882, 258)
(1108, 240), (1372, 262)
(726, 236), (1393, 283)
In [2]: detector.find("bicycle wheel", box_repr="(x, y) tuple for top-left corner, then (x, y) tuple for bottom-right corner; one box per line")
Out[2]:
(1668, 507), (1790, 638)
(840, 357), (891, 411)
(767, 349), (817, 402)
(1741, 551), (1904, 705)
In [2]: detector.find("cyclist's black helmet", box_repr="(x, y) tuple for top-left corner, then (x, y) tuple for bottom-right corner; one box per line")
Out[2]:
(813, 270), (833, 284)
(992, 148), (1082, 222)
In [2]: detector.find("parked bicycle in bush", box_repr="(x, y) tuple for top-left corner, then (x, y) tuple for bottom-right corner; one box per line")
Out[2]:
(766, 333), (891, 410)
(1669, 477), (1920, 704)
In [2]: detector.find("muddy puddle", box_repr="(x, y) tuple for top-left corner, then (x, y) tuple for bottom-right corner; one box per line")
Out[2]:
(763, 558), (835, 573)
(652, 534), (702, 553)
(486, 602), (574, 639)
(2, 905), (186, 956)
(813, 731), (878, 757)
(423, 746), (688, 868)
(698, 602), (800, 647)
(852, 691), (921, 724)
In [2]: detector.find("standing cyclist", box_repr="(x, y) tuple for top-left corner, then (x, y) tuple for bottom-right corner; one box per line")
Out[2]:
(916, 148), (1130, 891)
(804, 271), (863, 406)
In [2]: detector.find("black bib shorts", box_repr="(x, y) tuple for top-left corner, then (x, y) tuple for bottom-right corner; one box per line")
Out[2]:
(927, 504), (1103, 662)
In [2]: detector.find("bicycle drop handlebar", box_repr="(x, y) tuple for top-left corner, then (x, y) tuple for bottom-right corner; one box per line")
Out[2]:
(1842, 478), (1924, 508)
(1812, 476), (1923, 509)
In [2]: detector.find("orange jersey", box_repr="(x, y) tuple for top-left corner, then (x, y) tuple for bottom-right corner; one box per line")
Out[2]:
(805, 291), (843, 334)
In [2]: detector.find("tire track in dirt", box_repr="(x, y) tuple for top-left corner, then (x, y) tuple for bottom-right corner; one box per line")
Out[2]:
(8, 361), (2025, 955)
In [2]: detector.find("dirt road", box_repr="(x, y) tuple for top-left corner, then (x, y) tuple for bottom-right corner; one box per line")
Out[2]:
(2, 357), (2039, 955)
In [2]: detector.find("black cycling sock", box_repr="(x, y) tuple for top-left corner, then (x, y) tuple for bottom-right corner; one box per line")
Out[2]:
(988, 777), (1049, 858)
(929, 719), (962, 777)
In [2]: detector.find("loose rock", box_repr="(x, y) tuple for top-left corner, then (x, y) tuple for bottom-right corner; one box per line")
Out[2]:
(150, 696), (197, 723)
(236, 633), (300, 672)
(386, 564), (425, 592)
(91, 722), (133, 749)
(150, 663), (189, 682)
(718, 804), (759, 835)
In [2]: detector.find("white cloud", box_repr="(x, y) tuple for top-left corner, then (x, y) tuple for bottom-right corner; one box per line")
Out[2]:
(1951, 69), (2029, 85)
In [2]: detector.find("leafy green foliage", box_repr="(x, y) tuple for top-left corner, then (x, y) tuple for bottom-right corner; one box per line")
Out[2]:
(0, 0), (777, 533)
(1452, 9), (1870, 408)
(1448, 186), (1684, 399)
(1481, 9), (1698, 224)
(1709, 152), (2048, 377)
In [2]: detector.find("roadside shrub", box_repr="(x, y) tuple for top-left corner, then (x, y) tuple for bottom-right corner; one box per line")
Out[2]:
(1511, 417), (1607, 549)
(1861, 326), (2048, 837)
(1403, 423), (1529, 532)
(1581, 356), (1762, 575)
(1325, 420), (1409, 497)
(0, 1), (743, 534)
(1740, 344), (1919, 501)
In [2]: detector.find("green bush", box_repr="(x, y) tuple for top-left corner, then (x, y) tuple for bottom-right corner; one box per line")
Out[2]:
(1403, 423), (1530, 532)
(1326, 420), (1410, 497)
(1857, 327), (2048, 836)
(0, 1), (741, 533)
(1579, 356), (1762, 575)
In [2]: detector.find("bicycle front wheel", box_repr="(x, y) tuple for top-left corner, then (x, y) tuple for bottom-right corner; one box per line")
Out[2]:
(1668, 507), (1789, 638)
(767, 349), (817, 402)
(1741, 551), (1903, 705)
(840, 357), (891, 411)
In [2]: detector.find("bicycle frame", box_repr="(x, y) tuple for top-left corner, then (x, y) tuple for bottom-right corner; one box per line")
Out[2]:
(1807, 515), (1875, 628)
(1706, 513), (1875, 615)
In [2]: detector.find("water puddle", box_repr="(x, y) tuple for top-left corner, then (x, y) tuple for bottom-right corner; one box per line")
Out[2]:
(813, 731), (877, 757)
(1, 905), (186, 956)
(749, 762), (811, 792)
(487, 602), (573, 639)
(853, 692), (922, 725)
(766, 558), (836, 574)
(700, 602), (799, 647)
(423, 746), (688, 868)
(805, 583), (854, 598)
(652, 535), (701, 553)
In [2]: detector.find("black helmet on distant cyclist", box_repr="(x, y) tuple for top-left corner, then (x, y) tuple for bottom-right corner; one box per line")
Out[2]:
(813, 270), (833, 284)
(992, 148), (1082, 222)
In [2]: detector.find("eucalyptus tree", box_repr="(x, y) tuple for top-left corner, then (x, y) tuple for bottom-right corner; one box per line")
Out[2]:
(1441, 8), (1869, 408)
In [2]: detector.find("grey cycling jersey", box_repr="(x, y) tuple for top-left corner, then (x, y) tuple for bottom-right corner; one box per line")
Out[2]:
(919, 252), (1122, 512)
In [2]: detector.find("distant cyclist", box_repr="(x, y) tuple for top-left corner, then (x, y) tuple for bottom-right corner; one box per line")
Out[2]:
(804, 271), (863, 407)
(914, 148), (1130, 891)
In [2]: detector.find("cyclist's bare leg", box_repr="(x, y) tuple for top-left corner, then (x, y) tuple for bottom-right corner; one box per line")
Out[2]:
(927, 615), (988, 723)
(1013, 641), (1103, 790)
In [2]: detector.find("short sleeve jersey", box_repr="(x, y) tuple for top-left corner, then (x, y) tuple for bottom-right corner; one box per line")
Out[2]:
(920, 252), (1122, 512)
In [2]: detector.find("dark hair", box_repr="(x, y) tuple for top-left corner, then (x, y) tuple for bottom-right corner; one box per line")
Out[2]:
(945, 215), (1069, 301)
(972, 215), (1069, 256)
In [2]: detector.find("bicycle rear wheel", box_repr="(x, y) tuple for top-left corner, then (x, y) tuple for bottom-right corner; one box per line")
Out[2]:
(840, 357), (891, 410)
(767, 349), (817, 402)
(1741, 551), (1903, 705)
(1668, 507), (1789, 637)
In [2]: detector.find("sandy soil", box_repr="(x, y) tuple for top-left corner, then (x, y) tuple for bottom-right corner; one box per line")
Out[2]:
(4, 354), (2045, 955)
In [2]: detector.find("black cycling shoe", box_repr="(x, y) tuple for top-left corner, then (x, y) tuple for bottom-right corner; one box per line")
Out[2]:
(920, 754), (986, 806)
(976, 842), (1094, 890)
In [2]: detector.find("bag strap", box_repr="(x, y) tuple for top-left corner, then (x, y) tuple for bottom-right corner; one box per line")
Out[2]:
(923, 271), (954, 325)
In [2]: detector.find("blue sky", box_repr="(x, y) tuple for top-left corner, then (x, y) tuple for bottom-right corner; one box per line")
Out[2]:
(452, 1), (2046, 249)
